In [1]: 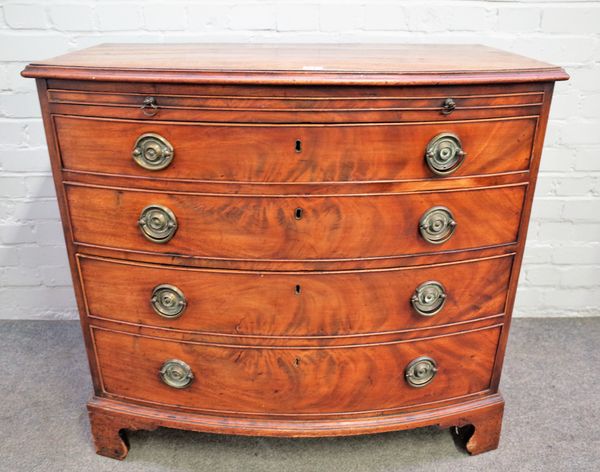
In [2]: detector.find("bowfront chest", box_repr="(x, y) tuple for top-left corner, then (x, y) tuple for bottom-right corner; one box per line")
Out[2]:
(22, 44), (567, 459)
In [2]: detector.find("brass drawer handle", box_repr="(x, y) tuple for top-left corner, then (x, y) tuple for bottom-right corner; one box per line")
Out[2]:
(151, 284), (187, 319)
(405, 356), (437, 388)
(411, 281), (447, 316)
(138, 204), (178, 243)
(419, 206), (456, 244)
(425, 133), (466, 176)
(141, 96), (158, 116)
(132, 133), (174, 171)
(159, 359), (194, 389)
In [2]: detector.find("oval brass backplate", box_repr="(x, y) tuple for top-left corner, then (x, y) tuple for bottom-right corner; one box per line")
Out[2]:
(405, 356), (438, 388)
(138, 204), (178, 243)
(132, 133), (174, 170)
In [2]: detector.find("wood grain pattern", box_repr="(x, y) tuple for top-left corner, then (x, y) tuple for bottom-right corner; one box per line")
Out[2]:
(79, 254), (512, 337)
(87, 394), (504, 459)
(22, 43), (568, 85)
(92, 325), (501, 416)
(22, 43), (565, 459)
(65, 183), (526, 260)
(55, 115), (537, 182)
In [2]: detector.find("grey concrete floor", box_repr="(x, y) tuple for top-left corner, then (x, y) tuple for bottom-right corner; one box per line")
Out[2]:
(0, 318), (599, 472)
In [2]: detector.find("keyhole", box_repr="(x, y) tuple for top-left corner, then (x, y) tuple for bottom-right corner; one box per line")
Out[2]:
(293, 357), (301, 367)
(295, 208), (303, 220)
(295, 284), (302, 295)
(295, 139), (302, 153)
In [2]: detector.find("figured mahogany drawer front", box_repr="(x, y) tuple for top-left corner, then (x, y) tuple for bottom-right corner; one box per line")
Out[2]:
(80, 254), (511, 336)
(66, 184), (525, 261)
(92, 326), (500, 415)
(55, 115), (536, 183)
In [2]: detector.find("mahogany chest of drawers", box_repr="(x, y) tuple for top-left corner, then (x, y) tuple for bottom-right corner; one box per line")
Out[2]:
(22, 44), (567, 459)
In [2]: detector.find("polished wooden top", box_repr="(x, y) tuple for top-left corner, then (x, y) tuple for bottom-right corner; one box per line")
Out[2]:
(22, 43), (568, 85)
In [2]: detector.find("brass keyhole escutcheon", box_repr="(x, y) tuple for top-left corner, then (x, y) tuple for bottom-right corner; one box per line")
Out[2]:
(411, 281), (447, 316)
(418, 206), (457, 244)
(138, 204), (178, 243)
(151, 284), (187, 319)
(405, 356), (438, 388)
(132, 133), (174, 171)
(425, 133), (466, 176)
(295, 208), (304, 220)
(295, 139), (302, 153)
(159, 359), (194, 389)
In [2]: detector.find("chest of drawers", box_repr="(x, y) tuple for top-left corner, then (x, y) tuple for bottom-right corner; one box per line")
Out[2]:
(22, 44), (567, 460)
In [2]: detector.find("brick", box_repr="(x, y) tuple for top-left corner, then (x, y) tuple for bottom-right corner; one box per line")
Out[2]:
(525, 265), (561, 286)
(144, 4), (187, 31)
(0, 92), (41, 118)
(539, 147), (574, 172)
(41, 266), (72, 287)
(96, 4), (142, 31)
(0, 247), (19, 266)
(26, 120), (46, 147)
(574, 147), (600, 171)
(320, 4), (363, 32)
(11, 199), (60, 221)
(568, 67), (600, 93)
(562, 200), (600, 221)
(545, 288), (598, 310)
(18, 245), (68, 267)
(0, 176), (26, 197)
(1, 266), (42, 286)
(0, 121), (26, 147)
(187, 4), (231, 31)
(537, 222), (574, 242)
(0, 148), (51, 172)
(0, 286), (76, 318)
(513, 287), (546, 309)
(542, 7), (600, 34)
(49, 4), (94, 31)
(25, 176), (56, 198)
(560, 267), (600, 288)
(33, 221), (65, 245)
(530, 198), (563, 220)
(549, 89), (581, 121)
(0, 223), (36, 244)
(4, 63), (37, 93)
(4, 4), (47, 29)
(522, 245), (554, 264)
(277, 3), (319, 31)
(229, 4), (275, 31)
(365, 4), (407, 31)
(513, 36), (596, 65)
(496, 7), (540, 33)
(409, 5), (493, 33)
(555, 176), (595, 196)
(580, 94), (600, 120)
(0, 34), (70, 61)
(553, 245), (600, 265)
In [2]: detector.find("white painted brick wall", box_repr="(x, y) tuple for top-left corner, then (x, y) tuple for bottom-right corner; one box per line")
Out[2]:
(0, 0), (599, 319)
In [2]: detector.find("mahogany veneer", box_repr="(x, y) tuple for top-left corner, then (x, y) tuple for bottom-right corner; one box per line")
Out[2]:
(23, 43), (567, 460)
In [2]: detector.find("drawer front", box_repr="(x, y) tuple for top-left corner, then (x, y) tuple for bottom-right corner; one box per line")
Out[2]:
(48, 82), (544, 123)
(93, 326), (500, 415)
(80, 254), (512, 336)
(55, 115), (536, 182)
(67, 184), (525, 260)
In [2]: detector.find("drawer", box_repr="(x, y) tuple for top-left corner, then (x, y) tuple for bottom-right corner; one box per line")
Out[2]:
(66, 184), (526, 261)
(80, 254), (512, 336)
(48, 82), (544, 123)
(55, 115), (536, 182)
(92, 326), (501, 415)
